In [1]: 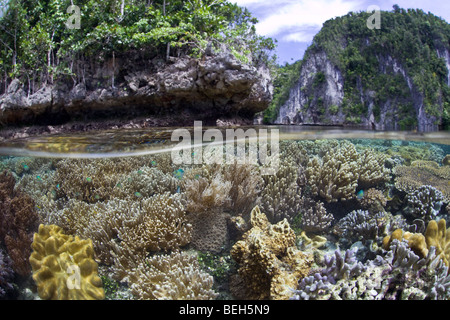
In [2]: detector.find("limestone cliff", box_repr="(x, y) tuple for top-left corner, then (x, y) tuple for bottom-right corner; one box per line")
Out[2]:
(274, 9), (450, 131)
(0, 50), (272, 128)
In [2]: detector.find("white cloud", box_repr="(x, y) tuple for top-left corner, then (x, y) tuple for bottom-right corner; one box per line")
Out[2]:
(233, 0), (364, 42)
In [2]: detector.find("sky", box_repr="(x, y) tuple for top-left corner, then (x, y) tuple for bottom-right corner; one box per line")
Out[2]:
(232, 0), (450, 65)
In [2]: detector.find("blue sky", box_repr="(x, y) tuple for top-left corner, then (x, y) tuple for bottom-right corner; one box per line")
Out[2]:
(232, 0), (450, 65)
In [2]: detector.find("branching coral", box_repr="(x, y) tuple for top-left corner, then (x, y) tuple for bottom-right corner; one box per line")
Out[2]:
(305, 142), (359, 203)
(53, 157), (153, 203)
(292, 240), (450, 300)
(0, 170), (40, 276)
(230, 206), (313, 300)
(404, 185), (444, 223)
(306, 142), (391, 203)
(47, 192), (192, 276)
(333, 210), (388, 242)
(126, 251), (218, 300)
(258, 159), (304, 222)
(299, 198), (334, 234)
(29, 224), (105, 300)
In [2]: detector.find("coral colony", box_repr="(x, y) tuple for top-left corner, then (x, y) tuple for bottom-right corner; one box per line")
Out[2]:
(0, 138), (449, 300)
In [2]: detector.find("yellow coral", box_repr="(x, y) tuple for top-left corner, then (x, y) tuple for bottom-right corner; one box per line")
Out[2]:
(383, 219), (450, 266)
(29, 224), (104, 300)
(424, 219), (450, 266)
(231, 206), (312, 300)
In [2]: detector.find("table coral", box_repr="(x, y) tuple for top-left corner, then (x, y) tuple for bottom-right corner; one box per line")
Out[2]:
(230, 206), (313, 300)
(0, 170), (40, 276)
(29, 224), (104, 300)
(127, 251), (217, 300)
(393, 161), (450, 202)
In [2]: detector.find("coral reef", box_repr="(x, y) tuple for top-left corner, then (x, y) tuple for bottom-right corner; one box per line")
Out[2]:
(0, 170), (40, 276)
(188, 210), (230, 253)
(230, 206), (313, 300)
(46, 192), (192, 277)
(126, 251), (218, 300)
(29, 224), (105, 300)
(0, 248), (14, 297)
(292, 240), (450, 300)
(358, 188), (388, 214)
(334, 210), (388, 242)
(404, 185), (444, 223)
(258, 159), (304, 222)
(305, 142), (359, 202)
(299, 198), (334, 234)
(305, 142), (390, 203)
(393, 161), (450, 202)
(383, 219), (450, 265)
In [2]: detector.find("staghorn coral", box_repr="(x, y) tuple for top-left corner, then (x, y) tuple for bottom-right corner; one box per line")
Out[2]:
(333, 210), (388, 242)
(404, 185), (444, 223)
(0, 170), (40, 276)
(258, 159), (304, 223)
(299, 198), (334, 234)
(126, 251), (218, 300)
(29, 224), (104, 300)
(230, 206), (313, 300)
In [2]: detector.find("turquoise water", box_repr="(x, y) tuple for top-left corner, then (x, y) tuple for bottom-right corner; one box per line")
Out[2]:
(0, 126), (449, 300)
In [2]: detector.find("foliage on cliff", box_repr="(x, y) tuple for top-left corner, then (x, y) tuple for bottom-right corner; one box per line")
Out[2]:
(0, 0), (275, 96)
(265, 6), (450, 129)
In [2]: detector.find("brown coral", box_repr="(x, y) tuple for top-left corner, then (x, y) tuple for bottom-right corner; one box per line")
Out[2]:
(127, 251), (217, 300)
(230, 206), (313, 300)
(29, 224), (104, 300)
(305, 142), (360, 202)
(0, 170), (40, 276)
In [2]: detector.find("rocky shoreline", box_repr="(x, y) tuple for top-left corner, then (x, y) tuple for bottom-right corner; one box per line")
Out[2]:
(0, 49), (272, 138)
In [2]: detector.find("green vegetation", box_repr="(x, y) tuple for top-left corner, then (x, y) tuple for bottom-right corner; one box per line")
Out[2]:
(0, 0), (276, 95)
(265, 6), (450, 128)
(263, 59), (302, 123)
